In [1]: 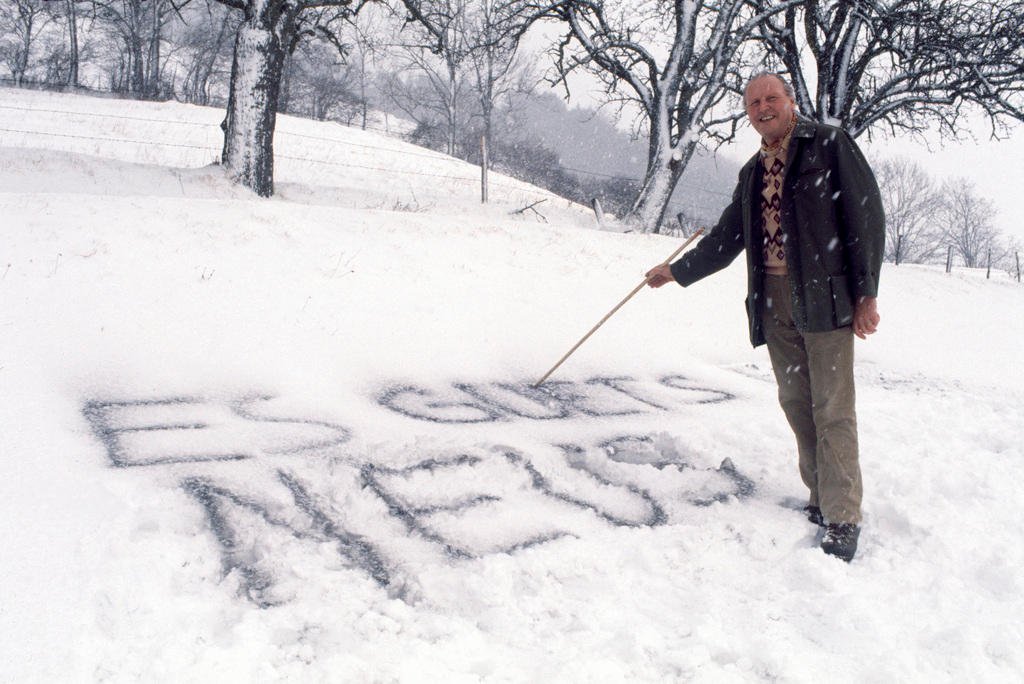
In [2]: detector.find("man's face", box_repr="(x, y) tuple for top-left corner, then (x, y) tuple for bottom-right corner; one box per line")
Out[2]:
(745, 76), (796, 145)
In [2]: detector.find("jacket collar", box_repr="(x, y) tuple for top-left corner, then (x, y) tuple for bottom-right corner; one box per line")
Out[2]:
(782, 118), (815, 174)
(745, 116), (817, 170)
(791, 116), (816, 139)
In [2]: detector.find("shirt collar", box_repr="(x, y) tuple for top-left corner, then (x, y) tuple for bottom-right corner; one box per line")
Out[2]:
(759, 112), (798, 159)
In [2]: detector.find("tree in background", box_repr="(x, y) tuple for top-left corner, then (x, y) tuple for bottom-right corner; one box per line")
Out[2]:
(383, 0), (471, 156)
(941, 180), (1002, 269)
(385, 0), (533, 160)
(525, 0), (801, 234)
(340, 4), (388, 128)
(280, 38), (362, 120)
(212, 0), (369, 196)
(90, 0), (189, 97)
(389, 0), (471, 156)
(753, 0), (1024, 140)
(177, 1), (238, 105)
(0, 0), (54, 85)
(33, 0), (86, 87)
(462, 0), (535, 171)
(61, 0), (81, 86)
(383, 65), (473, 154)
(875, 158), (943, 265)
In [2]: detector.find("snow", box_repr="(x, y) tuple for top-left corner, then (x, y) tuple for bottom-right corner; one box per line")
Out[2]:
(2, 87), (1023, 683)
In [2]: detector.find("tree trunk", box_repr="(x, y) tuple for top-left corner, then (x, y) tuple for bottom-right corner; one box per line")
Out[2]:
(359, 51), (368, 130)
(146, 1), (162, 97)
(221, 18), (286, 197)
(277, 53), (293, 113)
(628, 138), (696, 234)
(15, 13), (33, 86)
(446, 55), (458, 157)
(480, 45), (494, 171)
(129, 34), (145, 94)
(67, 0), (79, 87)
(125, 0), (146, 95)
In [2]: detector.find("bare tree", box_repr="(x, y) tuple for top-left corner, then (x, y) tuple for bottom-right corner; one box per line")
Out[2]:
(342, 3), (388, 129)
(281, 39), (362, 120)
(997, 237), (1022, 278)
(212, 0), (370, 196)
(525, 0), (800, 233)
(464, 0), (535, 168)
(93, 0), (140, 93)
(0, 0), (54, 84)
(941, 179), (1001, 269)
(45, 0), (84, 87)
(177, 1), (238, 105)
(19, 0), (87, 87)
(390, 0), (534, 158)
(64, 0), (79, 86)
(382, 55), (472, 154)
(753, 0), (1024, 140)
(875, 157), (943, 265)
(387, 0), (474, 156)
(89, 0), (189, 96)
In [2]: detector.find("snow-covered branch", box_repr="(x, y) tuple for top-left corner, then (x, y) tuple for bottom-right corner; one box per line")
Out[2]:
(754, 0), (1024, 139)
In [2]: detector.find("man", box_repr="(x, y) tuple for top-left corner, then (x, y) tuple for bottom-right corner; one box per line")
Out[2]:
(646, 72), (884, 562)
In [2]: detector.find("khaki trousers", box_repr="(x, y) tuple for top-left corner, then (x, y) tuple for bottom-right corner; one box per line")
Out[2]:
(761, 275), (862, 524)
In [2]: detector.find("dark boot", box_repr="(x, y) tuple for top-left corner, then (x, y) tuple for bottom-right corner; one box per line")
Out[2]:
(804, 505), (825, 527)
(821, 523), (860, 562)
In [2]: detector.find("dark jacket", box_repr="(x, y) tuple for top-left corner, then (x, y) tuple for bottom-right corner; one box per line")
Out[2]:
(670, 118), (884, 347)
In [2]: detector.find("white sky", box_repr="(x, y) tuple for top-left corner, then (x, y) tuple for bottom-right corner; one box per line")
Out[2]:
(862, 130), (1024, 246)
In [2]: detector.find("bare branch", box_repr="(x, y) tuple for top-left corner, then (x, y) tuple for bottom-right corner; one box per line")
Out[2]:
(754, 0), (1024, 138)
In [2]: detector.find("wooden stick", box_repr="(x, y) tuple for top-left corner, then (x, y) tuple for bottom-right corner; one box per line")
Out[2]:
(534, 228), (705, 387)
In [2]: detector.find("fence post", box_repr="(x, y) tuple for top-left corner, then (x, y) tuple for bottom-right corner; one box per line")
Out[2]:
(480, 135), (488, 204)
(1016, 251), (1021, 283)
(592, 198), (605, 226)
(986, 249), (991, 279)
(676, 212), (689, 236)
(946, 245), (953, 274)
(895, 234), (902, 266)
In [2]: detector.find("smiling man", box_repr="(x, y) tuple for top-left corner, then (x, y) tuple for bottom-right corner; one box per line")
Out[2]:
(645, 72), (885, 562)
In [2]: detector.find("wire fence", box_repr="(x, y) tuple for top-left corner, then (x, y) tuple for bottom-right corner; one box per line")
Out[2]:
(0, 102), (216, 128)
(0, 125), (213, 152)
(0, 84), (733, 205)
(0, 95), (553, 188)
(0, 84), (804, 244)
(0, 101), (570, 202)
(3, 90), (1018, 279)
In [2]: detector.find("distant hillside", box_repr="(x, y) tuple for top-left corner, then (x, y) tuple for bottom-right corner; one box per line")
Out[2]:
(506, 92), (741, 226)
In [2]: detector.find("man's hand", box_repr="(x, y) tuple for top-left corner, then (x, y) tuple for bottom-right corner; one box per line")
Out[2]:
(853, 296), (880, 339)
(645, 264), (675, 288)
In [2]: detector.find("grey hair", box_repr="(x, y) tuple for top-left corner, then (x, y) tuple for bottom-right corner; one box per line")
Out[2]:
(744, 71), (796, 101)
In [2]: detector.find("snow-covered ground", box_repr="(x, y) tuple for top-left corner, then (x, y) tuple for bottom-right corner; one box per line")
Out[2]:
(1, 88), (1022, 683)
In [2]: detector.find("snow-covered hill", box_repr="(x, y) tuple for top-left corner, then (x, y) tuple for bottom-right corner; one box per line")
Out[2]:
(1, 88), (1022, 683)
